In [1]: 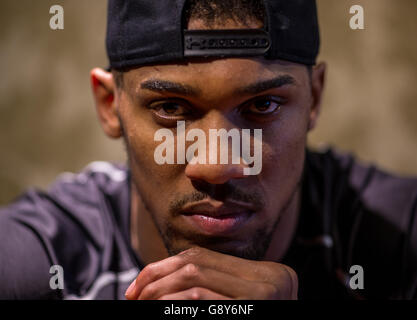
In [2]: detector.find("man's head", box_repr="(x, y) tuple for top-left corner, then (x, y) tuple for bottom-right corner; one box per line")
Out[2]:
(91, 0), (326, 261)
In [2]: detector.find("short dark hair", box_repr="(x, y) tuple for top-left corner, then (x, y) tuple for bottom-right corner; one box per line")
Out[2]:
(183, 0), (266, 27)
(112, 69), (124, 88)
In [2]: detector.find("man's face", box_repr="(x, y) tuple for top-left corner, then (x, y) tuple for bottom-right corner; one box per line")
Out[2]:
(114, 57), (316, 260)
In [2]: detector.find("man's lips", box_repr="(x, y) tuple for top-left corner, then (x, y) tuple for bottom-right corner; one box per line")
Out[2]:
(179, 200), (256, 235)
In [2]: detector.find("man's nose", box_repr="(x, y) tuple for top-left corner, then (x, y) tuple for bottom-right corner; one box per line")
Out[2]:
(185, 160), (248, 185)
(184, 111), (251, 184)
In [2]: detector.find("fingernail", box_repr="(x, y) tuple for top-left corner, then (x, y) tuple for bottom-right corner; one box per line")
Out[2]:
(125, 280), (136, 298)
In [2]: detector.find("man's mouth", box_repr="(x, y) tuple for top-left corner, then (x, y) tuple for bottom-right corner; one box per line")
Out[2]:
(179, 200), (256, 236)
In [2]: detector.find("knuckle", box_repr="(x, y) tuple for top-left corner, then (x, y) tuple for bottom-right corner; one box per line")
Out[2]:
(259, 261), (282, 277)
(182, 263), (200, 280)
(142, 263), (160, 282)
(141, 283), (157, 299)
(282, 265), (298, 287)
(279, 265), (298, 299)
(189, 287), (203, 300)
(259, 262), (299, 299)
(180, 247), (204, 259)
(257, 282), (278, 299)
(267, 262), (298, 283)
(284, 265), (298, 281)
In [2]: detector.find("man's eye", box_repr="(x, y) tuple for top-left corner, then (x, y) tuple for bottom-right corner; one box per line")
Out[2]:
(244, 98), (282, 115)
(151, 102), (189, 117)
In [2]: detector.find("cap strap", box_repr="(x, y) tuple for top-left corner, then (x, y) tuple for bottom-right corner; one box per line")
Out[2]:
(183, 29), (271, 57)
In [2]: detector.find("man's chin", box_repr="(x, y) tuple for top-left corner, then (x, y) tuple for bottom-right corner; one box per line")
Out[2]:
(163, 234), (271, 261)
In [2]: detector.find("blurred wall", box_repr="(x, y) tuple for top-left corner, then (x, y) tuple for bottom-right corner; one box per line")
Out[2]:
(0, 0), (416, 205)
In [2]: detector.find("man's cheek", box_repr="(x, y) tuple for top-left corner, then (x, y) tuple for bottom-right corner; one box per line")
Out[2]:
(129, 135), (155, 170)
(128, 130), (186, 203)
(260, 133), (305, 199)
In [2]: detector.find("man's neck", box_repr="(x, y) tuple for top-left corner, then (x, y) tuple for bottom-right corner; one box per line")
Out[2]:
(130, 182), (169, 265)
(263, 186), (301, 262)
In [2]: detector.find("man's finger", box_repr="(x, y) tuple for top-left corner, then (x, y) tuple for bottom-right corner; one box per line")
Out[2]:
(137, 263), (264, 300)
(158, 287), (231, 300)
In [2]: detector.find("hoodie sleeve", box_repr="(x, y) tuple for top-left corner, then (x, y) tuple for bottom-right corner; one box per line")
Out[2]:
(0, 192), (62, 299)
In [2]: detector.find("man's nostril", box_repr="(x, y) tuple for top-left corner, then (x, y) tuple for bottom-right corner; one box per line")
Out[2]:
(185, 161), (248, 185)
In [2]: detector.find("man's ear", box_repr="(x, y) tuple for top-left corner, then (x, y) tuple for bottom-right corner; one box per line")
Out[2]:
(308, 62), (326, 131)
(90, 68), (122, 139)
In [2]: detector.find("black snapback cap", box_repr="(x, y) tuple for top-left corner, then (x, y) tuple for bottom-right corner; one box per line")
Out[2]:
(106, 0), (320, 70)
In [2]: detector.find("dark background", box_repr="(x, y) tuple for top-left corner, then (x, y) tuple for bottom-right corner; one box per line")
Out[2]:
(1, 0), (416, 205)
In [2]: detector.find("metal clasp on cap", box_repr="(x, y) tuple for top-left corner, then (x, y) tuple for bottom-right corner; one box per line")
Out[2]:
(183, 29), (271, 57)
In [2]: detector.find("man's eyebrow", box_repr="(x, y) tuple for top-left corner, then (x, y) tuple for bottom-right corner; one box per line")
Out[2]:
(140, 79), (200, 96)
(237, 75), (296, 95)
(139, 75), (295, 97)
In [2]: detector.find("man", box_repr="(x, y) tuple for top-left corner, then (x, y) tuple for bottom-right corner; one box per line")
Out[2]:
(0, 0), (416, 300)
